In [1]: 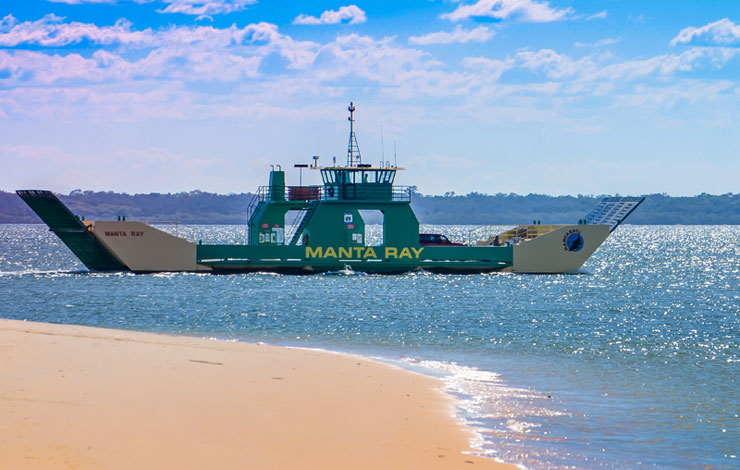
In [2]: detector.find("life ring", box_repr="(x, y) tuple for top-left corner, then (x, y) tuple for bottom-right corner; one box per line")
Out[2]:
(327, 186), (335, 197)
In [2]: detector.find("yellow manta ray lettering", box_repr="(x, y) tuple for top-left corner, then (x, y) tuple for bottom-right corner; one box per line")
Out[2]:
(305, 246), (424, 260)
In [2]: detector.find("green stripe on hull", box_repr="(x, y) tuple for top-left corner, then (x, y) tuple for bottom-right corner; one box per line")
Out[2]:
(197, 244), (513, 274)
(16, 190), (127, 271)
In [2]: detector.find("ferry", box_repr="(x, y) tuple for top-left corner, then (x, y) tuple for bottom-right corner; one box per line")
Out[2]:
(17, 103), (643, 274)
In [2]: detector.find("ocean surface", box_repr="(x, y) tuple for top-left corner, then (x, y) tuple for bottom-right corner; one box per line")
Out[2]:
(1, 224), (738, 469)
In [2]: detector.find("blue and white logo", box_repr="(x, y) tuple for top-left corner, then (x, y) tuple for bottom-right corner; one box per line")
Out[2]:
(563, 229), (584, 252)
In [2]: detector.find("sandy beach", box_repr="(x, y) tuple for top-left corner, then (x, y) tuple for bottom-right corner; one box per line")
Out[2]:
(0, 319), (513, 469)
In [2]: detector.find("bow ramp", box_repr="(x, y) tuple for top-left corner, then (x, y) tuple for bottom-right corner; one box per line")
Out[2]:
(16, 190), (126, 271)
(585, 197), (645, 232)
(17, 190), (209, 273)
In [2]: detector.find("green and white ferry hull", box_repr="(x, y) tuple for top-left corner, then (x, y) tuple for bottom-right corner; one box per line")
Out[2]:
(96, 221), (610, 274)
(12, 209), (610, 274)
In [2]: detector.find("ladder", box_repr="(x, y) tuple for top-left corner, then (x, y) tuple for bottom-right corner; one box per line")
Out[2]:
(288, 202), (319, 245)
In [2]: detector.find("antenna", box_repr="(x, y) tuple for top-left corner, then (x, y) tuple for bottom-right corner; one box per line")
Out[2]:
(294, 163), (308, 186)
(381, 122), (385, 163)
(347, 102), (362, 166)
(393, 141), (397, 168)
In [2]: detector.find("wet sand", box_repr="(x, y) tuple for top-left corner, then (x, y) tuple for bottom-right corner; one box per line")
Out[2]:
(0, 319), (514, 469)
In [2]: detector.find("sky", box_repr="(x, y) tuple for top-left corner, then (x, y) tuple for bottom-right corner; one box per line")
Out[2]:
(1, 0), (740, 196)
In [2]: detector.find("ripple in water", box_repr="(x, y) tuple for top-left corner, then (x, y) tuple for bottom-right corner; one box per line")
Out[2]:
(1, 224), (738, 469)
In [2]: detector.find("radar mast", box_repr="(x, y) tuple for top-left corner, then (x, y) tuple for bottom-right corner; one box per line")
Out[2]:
(346, 102), (362, 167)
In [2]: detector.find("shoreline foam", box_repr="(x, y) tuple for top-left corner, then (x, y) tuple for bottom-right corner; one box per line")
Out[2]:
(0, 319), (514, 469)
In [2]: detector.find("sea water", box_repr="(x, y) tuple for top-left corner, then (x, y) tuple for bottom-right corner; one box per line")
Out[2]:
(1, 224), (738, 469)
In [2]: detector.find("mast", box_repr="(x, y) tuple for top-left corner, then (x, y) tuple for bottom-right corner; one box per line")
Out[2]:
(346, 102), (362, 167)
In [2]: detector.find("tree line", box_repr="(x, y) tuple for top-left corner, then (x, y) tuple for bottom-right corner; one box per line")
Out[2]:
(2, 189), (740, 225)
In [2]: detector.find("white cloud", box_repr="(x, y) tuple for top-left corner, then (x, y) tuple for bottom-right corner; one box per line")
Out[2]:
(47, 0), (119, 3)
(0, 16), (319, 69)
(158, 0), (257, 19)
(0, 19), (327, 91)
(586, 11), (607, 21)
(442, 0), (573, 23)
(136, 47), (262, 81)
(515, 48), (589, 79)
(461, 56), (514, 80)
(2, 12), (740, 125)
(671, 18), (740, 46)
(45, 0), (255, 17)
(574, 37), (621, 48)
(293, 5), (366, 25)
(0, 14), (155, 47)
(614, 80), (737, 111)
(409, 25), (494, 45)
(0, 50), (116, 84)
(313, 34), (429, 84)
(583, 48), (740, 82)
(512, 46), (740, 87)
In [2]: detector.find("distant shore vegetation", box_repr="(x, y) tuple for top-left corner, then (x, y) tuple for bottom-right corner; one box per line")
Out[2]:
(2, 189), (740, 225)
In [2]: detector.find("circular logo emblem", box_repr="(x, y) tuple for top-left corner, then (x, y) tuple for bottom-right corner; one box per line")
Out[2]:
(563, 229), (584, 252)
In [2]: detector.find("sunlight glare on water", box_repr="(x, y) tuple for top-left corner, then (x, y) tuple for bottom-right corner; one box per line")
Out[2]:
(1, 224), (738, 469)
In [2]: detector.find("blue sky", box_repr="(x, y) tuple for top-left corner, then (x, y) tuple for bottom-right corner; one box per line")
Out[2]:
(1, 0), (739, 196)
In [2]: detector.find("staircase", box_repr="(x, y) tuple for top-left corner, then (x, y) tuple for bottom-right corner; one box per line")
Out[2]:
(288, 202), (318, 245)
